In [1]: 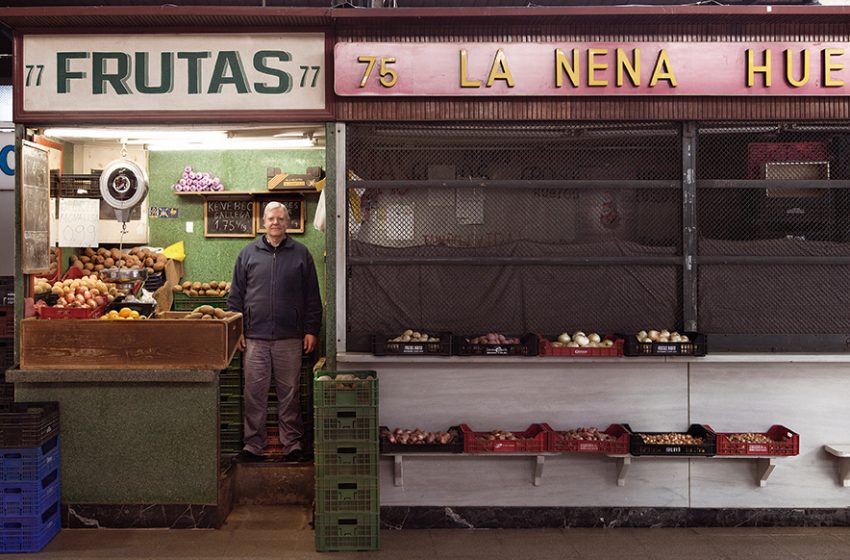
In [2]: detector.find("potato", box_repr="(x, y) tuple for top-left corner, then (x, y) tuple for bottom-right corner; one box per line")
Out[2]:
(84, 262), (95, 271)
(79, 255), (91, 264)
(213, 308), (226, 319)
(144, 257), (154, 267)
(196, 305), (215, 315)
(201, 283), (210, 291)
(189, 289), (199, 297)
(173, 284), (183, 292)
(210, 281), (219, 289)
(153, 261), (165, 272)
(84, 247), (95, 257)
(103, 257), (114, 268)
(192, 282), (202, 290)
(186, 312), (203, 319)
(197, 289), (205, 296)
(94, 264), (104, 272)
(182, 281), (192, 290)
(201, 314), (213, 320)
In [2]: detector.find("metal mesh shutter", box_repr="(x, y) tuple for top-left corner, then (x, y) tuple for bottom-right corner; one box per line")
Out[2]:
(345, 122), (682, 351)
(696, 122), (850, 350)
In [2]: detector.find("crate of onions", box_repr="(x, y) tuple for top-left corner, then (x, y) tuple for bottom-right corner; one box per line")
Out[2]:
(544, 424), (630, 454)
(622, 329), (706, 357)
(711, 425), (799, 457)
(380, 426), (463, 454)
(625, 424), (716, 456)
(538, 331), (624, 357)
(372, 330), (452, 356)
(461, 424), (550, 453)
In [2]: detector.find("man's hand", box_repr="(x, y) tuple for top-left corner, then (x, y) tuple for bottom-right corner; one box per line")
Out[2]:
(236, 335), (246, 352)
(303, 334), (317, 354)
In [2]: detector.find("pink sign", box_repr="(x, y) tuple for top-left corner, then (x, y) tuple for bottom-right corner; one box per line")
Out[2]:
(335, 42), (850, 96)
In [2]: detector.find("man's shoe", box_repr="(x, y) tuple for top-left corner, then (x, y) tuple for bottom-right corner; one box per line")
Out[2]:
(237, 449), (265, 463)
(282, 449), (309, 463)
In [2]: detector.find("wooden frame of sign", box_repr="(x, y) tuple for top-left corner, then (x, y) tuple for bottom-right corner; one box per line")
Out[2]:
(256, 196), (306, 234)
(204, 196), (255, 238)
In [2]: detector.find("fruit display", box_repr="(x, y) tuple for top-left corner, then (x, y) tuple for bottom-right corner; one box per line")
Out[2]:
(173, 280), (231, 297)
(638, 432), (704, 445)
(381, 427), (458, 445)
(184, 305), (238, 320)
(70, 247), (167, 275)
(42, 274), (116, 309)
(551, 331), (614, 349)
(101, 307), (147, 321)
(714, 425), (799, 456)
(558, 427), (615, 441)
(388, 329), (440, 343)
(634, 329), (689, 344)
(172, 166), (225, 193)
(466, 333), (520, 345)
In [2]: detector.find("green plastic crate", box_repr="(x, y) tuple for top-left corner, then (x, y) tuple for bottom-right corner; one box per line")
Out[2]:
(314, 371), (378, 408)
(315, 407), (378, 443)
(314, 440), (378, 478)
(314, 513), (379, 552)
(315, 477), (379, 514)
(172, 293), (229, 312)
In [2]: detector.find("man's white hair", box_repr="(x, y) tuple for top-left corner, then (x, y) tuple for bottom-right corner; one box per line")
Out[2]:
(263, 201), (291, 221)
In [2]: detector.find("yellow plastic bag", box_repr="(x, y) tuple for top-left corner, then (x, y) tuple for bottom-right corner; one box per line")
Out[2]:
(162, 241), (186, 262)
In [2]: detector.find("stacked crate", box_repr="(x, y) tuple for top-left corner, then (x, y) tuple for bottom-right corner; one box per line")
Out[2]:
(0, 403), (60, 553)
(219, 352), (243, 454)
(172, 292), (229, 312)
(313, 370), (379, 552)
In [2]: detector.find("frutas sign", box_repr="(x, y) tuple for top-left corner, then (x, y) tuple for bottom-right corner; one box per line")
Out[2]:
(21, 34), (326, 113)
(335, 41), (850, 96)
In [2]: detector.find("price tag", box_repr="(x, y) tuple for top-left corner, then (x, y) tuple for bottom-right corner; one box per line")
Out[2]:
(58, 198), (99, 247)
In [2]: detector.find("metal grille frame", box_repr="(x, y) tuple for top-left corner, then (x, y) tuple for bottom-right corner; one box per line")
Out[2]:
(342, 121), (850, 353)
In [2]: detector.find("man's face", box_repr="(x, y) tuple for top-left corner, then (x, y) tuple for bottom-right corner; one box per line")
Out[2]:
(264, 207), (288, 236)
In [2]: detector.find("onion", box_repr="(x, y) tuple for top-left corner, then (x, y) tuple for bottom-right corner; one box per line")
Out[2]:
(184, 166), (192, 173)
(557, 332), (571, 344)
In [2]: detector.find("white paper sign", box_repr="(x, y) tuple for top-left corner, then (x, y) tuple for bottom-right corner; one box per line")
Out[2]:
(58, 198), (99, 247)
(387, 204), (414, 241)
(22, 33), (326, 113)
(49, 197), (57, 246)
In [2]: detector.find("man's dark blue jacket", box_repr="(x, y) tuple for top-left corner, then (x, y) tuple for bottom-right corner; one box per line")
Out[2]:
(228, 235), (322, 339)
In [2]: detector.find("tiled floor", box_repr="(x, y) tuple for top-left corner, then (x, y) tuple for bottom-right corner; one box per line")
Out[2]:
(11, 506), (850, 560)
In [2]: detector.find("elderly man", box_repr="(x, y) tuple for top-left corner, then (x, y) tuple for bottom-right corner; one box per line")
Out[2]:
(228, 201), (322, 463)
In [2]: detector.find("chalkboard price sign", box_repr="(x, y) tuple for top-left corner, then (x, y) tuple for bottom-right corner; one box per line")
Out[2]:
(204, 196), (255, 238)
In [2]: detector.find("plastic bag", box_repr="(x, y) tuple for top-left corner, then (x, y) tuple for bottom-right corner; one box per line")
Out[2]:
(313, 188), (326, 232)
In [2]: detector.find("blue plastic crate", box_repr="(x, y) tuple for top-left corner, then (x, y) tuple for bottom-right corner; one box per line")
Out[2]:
(0, 500), (60, 553)
(0, 469), (59, 517)
(0, 436), (59, 482)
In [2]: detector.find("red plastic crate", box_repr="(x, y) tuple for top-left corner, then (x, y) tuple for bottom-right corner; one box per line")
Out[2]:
(461, 423), (549, 453)
(711, 425), (799, 457)
(36, 305), (105, 320)
(545, 423), (630, 454)
(538, 336), (623, 357)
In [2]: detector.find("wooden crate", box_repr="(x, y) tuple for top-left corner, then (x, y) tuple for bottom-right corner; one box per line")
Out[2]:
(19, 312), (242, 370)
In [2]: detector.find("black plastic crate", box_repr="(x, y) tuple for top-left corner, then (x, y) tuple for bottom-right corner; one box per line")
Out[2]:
(380, 426), (463, 454)
(622, 332), (707, 357)
(372, 332), (452, 356)
(454, 333), (538, 357)
(0, 403), (59, 448)
(625, 424), (716, 456)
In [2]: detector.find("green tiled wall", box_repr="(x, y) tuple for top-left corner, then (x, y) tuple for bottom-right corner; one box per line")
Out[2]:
(148, 150), (327, 302)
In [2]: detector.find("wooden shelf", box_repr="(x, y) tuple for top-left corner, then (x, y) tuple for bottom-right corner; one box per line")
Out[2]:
(383, 452), (791, 489)
(175, 189), (317, 197)
(824, 445), (850, 487)
(384, 453), (556, 488)
(607, 454), (785, 488)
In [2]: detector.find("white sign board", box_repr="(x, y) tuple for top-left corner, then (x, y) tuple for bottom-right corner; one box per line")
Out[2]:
(0, 131), (14, 191)
(22, 34), (326, 113)
(58, 198), (99, 248)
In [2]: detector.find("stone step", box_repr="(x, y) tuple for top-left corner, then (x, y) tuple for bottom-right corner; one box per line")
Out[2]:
(233, 462), (315, 506)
